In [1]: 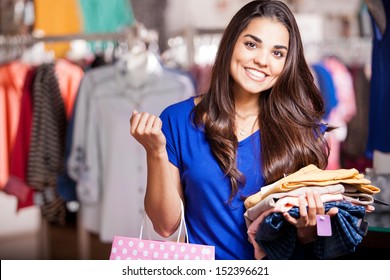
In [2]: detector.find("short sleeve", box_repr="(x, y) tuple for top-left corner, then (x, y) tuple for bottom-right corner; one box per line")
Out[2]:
(160, 107), (179, 168)
(319, 122), (328, 135)
(159, 97), (196, 171)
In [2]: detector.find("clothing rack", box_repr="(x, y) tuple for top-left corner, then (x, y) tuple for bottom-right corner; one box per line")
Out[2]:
(0, 32), (129, 47)
(0, 23), (158, 65)
(1, 22), (158, 260)
(0, 22), (158, 47)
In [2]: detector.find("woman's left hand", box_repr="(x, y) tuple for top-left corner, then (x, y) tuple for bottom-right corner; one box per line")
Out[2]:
(283, 191), (338, 244)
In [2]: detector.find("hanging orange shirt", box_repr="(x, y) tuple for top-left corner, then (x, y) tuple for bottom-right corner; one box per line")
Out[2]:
(34, 0), (83, 58)
(0, 61), (31, 189)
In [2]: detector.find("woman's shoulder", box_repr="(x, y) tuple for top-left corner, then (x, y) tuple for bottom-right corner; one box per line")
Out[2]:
(160, 96), (197, 118)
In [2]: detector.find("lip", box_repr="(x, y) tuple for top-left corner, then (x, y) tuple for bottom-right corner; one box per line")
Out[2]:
(244, 67), (268, 81)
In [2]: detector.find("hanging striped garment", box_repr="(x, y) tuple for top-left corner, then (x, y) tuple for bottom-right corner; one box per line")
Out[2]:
(27, 63), (67, 225)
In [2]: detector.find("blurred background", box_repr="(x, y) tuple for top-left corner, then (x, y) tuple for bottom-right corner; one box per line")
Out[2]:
(1, 0), (389, 260)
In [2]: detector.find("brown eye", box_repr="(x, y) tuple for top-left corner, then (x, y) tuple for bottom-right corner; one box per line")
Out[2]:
(273, 50), (284, 57)
(244, 42), (257, 49)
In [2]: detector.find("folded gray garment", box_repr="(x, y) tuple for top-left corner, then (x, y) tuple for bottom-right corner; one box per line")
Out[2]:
(343, 192), (374, 205)
(244, 184), (345, 228)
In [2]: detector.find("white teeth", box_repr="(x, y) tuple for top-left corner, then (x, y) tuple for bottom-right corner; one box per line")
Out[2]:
(245, 68), (266, 78)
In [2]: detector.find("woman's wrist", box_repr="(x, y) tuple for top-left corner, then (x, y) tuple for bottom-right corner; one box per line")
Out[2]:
(146, 148), (168, 160)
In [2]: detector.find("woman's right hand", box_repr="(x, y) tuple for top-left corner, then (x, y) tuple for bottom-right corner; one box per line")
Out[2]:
(130, 111), (182, 237)
(129, 111), (166, 153)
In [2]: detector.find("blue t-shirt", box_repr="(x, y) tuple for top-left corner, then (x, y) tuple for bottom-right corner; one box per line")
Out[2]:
(160, 97), (263, 260)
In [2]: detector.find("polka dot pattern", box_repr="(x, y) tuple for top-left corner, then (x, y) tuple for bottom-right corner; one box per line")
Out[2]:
(109, 236), (215, 260)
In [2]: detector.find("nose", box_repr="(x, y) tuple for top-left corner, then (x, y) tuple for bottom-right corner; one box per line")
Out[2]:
(253, 49), (268, 66)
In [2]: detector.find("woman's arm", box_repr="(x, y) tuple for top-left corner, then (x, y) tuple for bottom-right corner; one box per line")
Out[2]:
(130, 111), (183, 237)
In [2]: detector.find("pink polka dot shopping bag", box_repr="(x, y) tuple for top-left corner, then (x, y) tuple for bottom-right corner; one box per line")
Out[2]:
(109, 202), (215, 260)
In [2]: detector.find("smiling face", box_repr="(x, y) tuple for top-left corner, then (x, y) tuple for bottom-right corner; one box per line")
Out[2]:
(229, 17), (289, 97)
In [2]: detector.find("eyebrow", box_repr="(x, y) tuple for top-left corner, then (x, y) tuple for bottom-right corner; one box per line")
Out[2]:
(243, 34), (288, 51)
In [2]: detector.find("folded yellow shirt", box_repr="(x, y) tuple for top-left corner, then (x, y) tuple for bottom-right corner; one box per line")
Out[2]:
(244, 164), (380, 209)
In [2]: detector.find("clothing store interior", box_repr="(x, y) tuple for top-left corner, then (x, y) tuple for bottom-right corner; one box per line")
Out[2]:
(1, 0), (389, 260)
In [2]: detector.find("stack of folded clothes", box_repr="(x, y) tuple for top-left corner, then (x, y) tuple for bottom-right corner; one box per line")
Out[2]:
(244, 164), (381, 259)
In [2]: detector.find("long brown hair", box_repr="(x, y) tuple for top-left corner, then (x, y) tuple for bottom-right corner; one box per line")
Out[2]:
(193, 0), (330, 200)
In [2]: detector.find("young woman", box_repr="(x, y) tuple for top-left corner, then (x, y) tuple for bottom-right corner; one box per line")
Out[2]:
(130, 0), (333, 259)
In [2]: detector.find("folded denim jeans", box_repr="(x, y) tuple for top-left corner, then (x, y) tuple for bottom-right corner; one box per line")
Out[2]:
(255, 201), (366, 259)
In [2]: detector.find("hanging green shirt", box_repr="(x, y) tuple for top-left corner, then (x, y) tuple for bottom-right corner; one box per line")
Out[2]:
(79, 0), (135, 33)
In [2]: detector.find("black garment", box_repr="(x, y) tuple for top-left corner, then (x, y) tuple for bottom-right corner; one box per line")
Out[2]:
(27, 63), (67, 225)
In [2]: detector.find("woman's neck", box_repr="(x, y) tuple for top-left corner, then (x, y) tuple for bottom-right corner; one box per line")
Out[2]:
(234, 97), (260, 119)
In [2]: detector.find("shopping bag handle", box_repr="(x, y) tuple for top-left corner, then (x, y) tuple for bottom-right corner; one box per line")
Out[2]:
(140, 200), (188, 243)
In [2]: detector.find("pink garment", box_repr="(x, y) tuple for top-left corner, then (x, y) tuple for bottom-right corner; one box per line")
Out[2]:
(323, 57), (356, 170)
(323, 57), (356, 123)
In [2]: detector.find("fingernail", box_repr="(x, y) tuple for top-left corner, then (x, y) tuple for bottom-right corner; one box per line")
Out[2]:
(132, 110), (138, 115)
